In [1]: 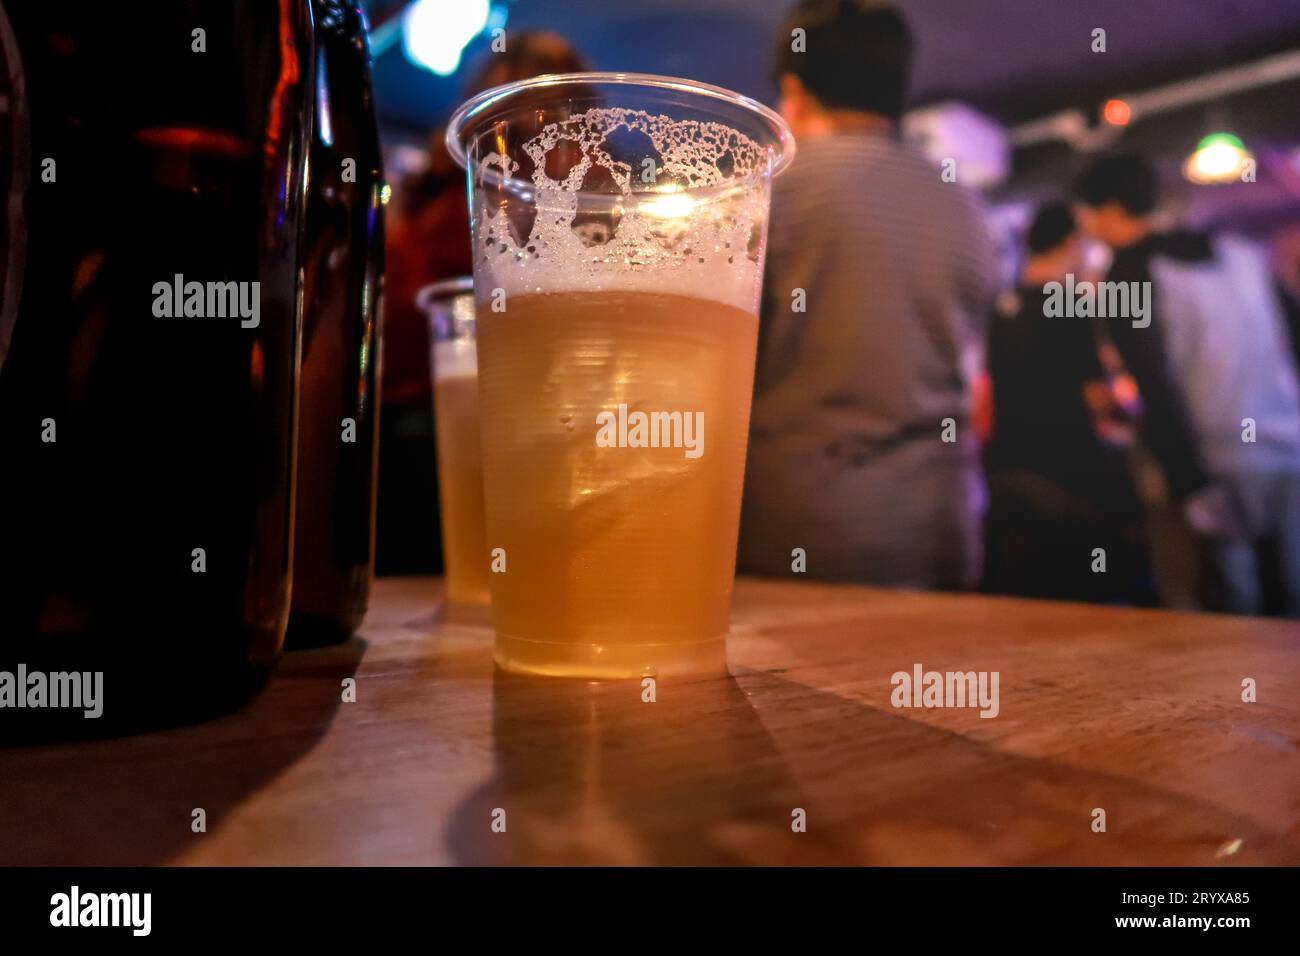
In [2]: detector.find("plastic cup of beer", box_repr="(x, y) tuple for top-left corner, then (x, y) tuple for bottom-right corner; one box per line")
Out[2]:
(446, 73), (794, 678)
(420, 277), (491, 607)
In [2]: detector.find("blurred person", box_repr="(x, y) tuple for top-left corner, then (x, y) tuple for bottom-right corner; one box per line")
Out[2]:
(1075, 153), (1300, 615)
(738, 0), (999, 588)
(982, 203), (1152, 603)
(376, 32), (589, 574)
(1276, 235), (1300, 375)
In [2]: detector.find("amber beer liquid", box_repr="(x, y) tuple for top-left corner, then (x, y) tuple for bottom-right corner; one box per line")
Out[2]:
(447, 73), (794, 678)
(477, 291), (758, 675)
(432, 339), (491, 605)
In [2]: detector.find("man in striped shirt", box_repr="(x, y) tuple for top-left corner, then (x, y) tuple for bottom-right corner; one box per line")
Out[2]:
(739, 1), (1000, 588)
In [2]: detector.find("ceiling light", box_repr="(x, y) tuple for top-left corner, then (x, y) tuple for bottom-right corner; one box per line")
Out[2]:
(402, 0), (490, 77)
(1184, 132), (1252, 185)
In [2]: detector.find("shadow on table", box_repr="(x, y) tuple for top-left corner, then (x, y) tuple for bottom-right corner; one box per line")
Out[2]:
(0, 638), (366, 866)
(446, 666), (1300, 865)
(444, 668), (840, 865)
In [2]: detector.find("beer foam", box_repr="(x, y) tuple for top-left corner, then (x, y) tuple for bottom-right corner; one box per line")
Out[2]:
(432, 338), (478, 381)
(472, 108), (771, 314)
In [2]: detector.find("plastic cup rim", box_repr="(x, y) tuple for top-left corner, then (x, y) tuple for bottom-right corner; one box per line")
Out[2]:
(444, 70), (796, 180)
(416, 276), (475, 315)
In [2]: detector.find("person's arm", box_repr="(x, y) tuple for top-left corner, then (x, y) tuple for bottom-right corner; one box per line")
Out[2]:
(1106, 256), (1209, 500)
(1276, 279), (1300, 376)
(959, 190), (1003, 348)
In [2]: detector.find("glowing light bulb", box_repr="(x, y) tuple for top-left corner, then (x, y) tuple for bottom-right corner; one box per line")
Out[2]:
(402, 0), (490, 77)
(1184, 133), (1251, 185)
(1102, 98), (1131, 126)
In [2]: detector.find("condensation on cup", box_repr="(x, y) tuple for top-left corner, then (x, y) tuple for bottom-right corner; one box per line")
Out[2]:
(447, 73), (795, 678)
(419, 277), (491, 607)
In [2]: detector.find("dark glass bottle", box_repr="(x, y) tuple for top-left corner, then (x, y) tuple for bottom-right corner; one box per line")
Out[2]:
(0, 1), (313, 738)
(286, 0), (384, 647)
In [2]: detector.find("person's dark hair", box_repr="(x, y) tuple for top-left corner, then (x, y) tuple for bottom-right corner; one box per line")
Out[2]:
(464, 30), (591, 97)
(1074, 153), (1159, 216)
(774, 1), (913, 118)
(399, 31), (590, 216)
(1026, 202), (1076, 255)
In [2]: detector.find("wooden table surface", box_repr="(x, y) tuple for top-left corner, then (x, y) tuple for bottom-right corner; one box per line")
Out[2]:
(3, 576), (1299, 866)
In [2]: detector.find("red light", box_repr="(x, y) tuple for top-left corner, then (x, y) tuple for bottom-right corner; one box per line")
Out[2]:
(1103, 98), (1131, 126)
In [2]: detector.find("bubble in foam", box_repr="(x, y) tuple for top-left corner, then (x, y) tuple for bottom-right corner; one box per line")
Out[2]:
(471, 108), (772, 313)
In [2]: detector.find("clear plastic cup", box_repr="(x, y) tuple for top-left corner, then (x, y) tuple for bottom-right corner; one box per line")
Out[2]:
(447, 73), (794, 678)
(419, 277), (491, 607)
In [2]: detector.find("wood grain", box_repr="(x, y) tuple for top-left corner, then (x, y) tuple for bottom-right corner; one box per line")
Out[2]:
(2, 576), (1298, 865)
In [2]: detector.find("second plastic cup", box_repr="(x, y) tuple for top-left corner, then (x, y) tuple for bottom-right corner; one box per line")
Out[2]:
(447, 72), (794, 678)
(421, 277), (491, 607)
